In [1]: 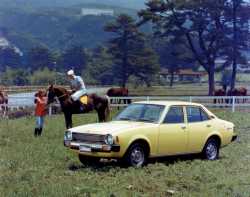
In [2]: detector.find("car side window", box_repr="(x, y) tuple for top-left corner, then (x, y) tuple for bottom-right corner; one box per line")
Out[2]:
(164, 106), (184, 124)
(187, 106), (210, 123)
(200, 109), (209, 121)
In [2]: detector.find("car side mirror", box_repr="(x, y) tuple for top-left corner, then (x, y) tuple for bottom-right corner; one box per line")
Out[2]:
(210, 115), (215, 119)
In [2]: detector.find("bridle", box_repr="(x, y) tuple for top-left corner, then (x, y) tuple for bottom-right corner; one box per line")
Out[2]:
(47, 86), (70, 104)
(49, 91), (69, 104)
(57, 93), (68, 99)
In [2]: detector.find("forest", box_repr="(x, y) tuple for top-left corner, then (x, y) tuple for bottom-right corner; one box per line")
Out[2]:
(0, 0), (249, 95)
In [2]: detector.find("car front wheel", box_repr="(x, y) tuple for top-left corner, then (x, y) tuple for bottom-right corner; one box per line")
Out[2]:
(124, 143), (147, 167)
(202, 139), (219, 160)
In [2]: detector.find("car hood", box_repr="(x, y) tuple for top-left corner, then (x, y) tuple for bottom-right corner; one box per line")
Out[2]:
(68, 121), (153, 135)
(217, 118), (234, 128)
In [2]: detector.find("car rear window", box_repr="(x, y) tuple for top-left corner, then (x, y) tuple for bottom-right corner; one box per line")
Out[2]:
(187, 106), (209, 123)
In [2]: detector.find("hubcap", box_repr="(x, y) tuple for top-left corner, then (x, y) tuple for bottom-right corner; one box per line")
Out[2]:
(206, 142), (218, 160)
(130, 147), (144, 167)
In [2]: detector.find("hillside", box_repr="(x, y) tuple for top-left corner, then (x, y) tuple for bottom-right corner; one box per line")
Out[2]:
(0, 0), (146, 9)
(0, 3), (138, 53)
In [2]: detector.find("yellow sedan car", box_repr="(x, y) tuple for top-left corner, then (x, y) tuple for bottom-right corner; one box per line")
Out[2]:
(64, 101), (237, 167)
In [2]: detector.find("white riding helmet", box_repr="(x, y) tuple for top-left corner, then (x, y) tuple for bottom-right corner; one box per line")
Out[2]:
(67, 69), (75, 76)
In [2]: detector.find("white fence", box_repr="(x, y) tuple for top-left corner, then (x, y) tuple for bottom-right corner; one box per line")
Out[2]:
(109, 96), (250, 113)
(1, 96), (250, 116)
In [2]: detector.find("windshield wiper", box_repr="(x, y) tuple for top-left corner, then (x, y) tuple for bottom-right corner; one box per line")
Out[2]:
(118, 117), (133, 121)
(137, 118), (155, 123)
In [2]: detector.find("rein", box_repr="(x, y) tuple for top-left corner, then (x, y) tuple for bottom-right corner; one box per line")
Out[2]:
(57, 93), (68, 99)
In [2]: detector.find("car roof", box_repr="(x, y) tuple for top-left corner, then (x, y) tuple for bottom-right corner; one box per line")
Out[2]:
(134, 100), (204, 107)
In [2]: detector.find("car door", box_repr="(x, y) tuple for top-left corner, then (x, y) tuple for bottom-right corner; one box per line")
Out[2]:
(186, 106), (214, 153)
(158, 106), (188, 156)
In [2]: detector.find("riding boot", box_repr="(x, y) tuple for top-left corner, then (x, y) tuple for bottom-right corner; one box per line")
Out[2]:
(34, 128), (39, 137)
(38, 128), (43, 136)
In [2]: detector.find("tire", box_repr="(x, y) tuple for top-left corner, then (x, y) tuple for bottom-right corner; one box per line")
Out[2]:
(124, 143), (147, 167)
(78, 154), (100, 165)
(202, 139), (219, 160)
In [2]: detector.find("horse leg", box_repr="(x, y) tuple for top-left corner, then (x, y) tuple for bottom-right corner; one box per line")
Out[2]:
(64, 113), (73, 129)
(97, 102), (110, 122)
(97, 109), (104, 122)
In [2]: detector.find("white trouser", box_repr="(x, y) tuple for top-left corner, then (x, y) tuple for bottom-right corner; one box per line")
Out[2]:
(71, 89), (87, 101)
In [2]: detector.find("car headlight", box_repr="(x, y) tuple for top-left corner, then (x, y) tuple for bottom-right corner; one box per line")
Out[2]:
(104, 134), (114, 145)
(64, 131), (72, 141)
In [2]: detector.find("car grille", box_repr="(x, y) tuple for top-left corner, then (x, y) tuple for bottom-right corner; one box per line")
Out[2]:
(72, 133), (105, 143)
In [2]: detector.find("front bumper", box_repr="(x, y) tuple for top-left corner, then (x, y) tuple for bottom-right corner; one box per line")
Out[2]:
(64, 140), (120, 153)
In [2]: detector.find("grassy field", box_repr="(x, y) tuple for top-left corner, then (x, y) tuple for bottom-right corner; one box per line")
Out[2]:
(129, 82), (250, 96)
(1, 110), (250, 197)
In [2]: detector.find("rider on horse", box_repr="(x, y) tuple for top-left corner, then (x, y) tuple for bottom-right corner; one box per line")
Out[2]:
(67, 69), (87, 102)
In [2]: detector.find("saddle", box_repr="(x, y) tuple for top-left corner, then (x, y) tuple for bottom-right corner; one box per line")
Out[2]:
(80, 95), (88, 105)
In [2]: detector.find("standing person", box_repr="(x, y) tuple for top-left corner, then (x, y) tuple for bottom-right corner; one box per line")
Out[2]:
(34, 90), (47, 137)
(67, 69), (87, 101)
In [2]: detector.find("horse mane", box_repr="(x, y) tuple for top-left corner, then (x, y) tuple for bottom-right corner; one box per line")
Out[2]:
(53, 86), (70, 95)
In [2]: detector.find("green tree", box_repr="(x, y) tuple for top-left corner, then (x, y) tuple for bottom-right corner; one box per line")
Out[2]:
(0, 67), (29, 85)
(27, 46), (54, 71)
(139, 0), (249, 95)
(0, 47), (22, 71)
(61, 46), (88, 73)
(228, 0), (249, 90)
(105, 14), (159, 87)
(85, 46), (114, 85)
(154, 37), (196, 87)
(30, 67), (56, 85)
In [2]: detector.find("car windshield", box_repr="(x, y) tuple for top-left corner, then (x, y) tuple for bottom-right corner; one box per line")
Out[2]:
(114, 104), (165, 123)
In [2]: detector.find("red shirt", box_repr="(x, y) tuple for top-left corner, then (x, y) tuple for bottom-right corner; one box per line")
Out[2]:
(35, 96), (47, 116)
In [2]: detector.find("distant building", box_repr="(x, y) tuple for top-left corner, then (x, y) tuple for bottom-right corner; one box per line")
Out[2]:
(81, 8), (114, 16)
(160, 68), (207, 83)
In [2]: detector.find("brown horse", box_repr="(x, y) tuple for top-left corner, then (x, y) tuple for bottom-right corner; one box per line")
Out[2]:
(47, 85), (110, 129)
(213, 89), (226, 104)
(0, 90), (8, 117)
(107, 87), (131, 106)
(227, 87), (248, 104)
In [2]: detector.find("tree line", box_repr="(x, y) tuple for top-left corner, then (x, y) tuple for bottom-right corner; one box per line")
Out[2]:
(0, 0), (249, 95)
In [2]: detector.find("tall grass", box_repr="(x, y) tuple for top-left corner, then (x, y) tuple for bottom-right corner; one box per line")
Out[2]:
(1, 110), (250, 197)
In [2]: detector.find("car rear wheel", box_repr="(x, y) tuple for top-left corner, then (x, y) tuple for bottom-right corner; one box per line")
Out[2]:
(124, 143), (147, 167)
(202, 139), (219, 160)
(78, 154), (100, 165)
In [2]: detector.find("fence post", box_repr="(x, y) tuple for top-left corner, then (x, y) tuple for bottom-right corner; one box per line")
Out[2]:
(147, 96), (150, 101)
(232, 96), (235, 113)
(49, 105), (52, 116)
(189, 96), (192, 102)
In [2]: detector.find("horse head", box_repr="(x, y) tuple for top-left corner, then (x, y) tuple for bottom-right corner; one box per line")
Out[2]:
(47, 85), (70, 104)
(47, 85), (57, 104)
